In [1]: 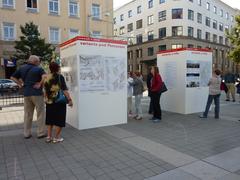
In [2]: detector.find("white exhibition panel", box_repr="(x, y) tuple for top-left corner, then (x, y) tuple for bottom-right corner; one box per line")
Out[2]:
(60, 37), (128, 130)
(157, 48), (212, 114)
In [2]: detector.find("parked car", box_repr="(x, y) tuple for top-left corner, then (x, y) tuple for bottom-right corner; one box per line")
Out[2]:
(0, 79), (19, 92)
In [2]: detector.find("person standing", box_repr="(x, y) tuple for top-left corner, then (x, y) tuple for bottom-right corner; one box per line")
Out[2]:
(127, 72), (134, 117)
(11, 55), (46, 139)
(147, 68), (153, 114)
(44, 62), (73, 143)
(150, 66), (163, 123)
(224, 70), (236, 102)
(200, 69), (222, 119)
(132, 72), (144, 120)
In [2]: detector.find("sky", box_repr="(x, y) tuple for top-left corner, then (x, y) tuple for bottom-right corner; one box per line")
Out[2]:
(113, 0), (240, 10)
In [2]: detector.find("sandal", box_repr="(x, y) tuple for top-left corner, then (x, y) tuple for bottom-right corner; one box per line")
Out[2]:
(53, 138), (64, 143)
(45, 137), (52, 143)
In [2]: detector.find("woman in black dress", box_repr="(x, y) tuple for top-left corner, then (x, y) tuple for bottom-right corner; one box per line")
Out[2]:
(44, 62), (73, 143)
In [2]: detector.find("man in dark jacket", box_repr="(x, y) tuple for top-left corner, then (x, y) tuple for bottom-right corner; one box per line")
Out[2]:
(224, 70), (236, 102)
(147, 69), (153, 114)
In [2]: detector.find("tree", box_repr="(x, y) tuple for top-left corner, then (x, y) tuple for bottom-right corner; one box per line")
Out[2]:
(226, 15), (240, 67)
(14, 22), (55, 64)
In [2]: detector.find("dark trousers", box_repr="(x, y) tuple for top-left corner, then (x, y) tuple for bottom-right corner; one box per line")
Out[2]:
(203, 94), (221, 118)
(152, 92), (162, 119)
(148, 96), (153, 113)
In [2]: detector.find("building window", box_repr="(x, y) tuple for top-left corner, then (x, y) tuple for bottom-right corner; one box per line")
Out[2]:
(159, 45), (166, 51)
(136, 34), (143, 44)
(2, 0), (14, 8)
(148, 0), (153, 9)
(219, 23), (223, 31)
(120, 14), (124, 21)
(197, 29), (202, 39)
(205, 17), (211, 27)
(220, 9), (223, 17)
(213, 34), (217, 43)
(219, 36), (223, 44)
(205, 32), (210, 41)
(136, 19), (143, 29)
(2, 22), (15, 41)
(188, 27), (194, 37)
(206, 2), (210, 10)
(225, 25), (229, 32)
(69, 29), (79, 39)
(159, 0), (165, 4)
(148, 15), (154, 25)
(69, 0), (79, 17)
(225, 38), (229, 46)
(127, 23), (133, 32)
(128, 37), (134, 45)
(92, 4), (100, 19)
(231, 15), (234, 22)
(148, 47), (154, 56)
(137, 6), (141, 14)
(92, 31), (101, 38)
(49, 0), (59, 15)
(128, 51), (133, 59)
(27, 0), (38, 12)
(188, 44), (194, 48)
(136, 49), (143, 58)
(198, 0), (201, 6)
(172, 44), (183, 49)
(188, 9), (194, 21)
(119, 26), (125, 35)
(172, 26), (183, 36)
(128, 10), (132, 18)
(213, 6), (217, 14)
(158, 10), (166, 22)
(172, 9), (183, 19)
(49, 27), (60, 44)
(213, 20), (217, 29)
(113, 29), (117, 36)
(197, 13), (202, 23)
(226, 12), (229, 19)
(159, 27), (166, 38)
(148, 31), (154, 41)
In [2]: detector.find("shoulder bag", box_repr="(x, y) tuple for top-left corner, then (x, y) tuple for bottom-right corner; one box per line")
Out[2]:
(55, 75), (68, 104)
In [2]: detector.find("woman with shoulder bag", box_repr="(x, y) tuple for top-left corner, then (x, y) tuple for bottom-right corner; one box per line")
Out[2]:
(43, 62), (73, 143)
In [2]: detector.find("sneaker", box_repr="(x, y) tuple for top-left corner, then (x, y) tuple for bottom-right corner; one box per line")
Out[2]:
(24, 135), (32, 139)
(152, 119), (161, 123)
(136, 116), (142, 120)
(45, 137), (52, 143)
(233, 100), (236, 102)
(53, 138), (64, 143)
(37, 134), (47, 139)
(199, 115), (207, 118)
(226, 99), (230, 101)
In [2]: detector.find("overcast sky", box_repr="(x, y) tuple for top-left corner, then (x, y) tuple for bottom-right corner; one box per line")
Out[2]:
(114, 0), (240, 10)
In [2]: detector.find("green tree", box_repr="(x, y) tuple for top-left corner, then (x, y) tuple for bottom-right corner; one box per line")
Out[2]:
(14, 22), (55, 64)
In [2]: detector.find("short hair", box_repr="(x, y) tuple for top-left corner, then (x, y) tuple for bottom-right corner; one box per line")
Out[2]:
(135, 71), (141, 77)
(49, 62), (60, 74)
(28, 55), (40, 64)
(214, 69), (221, 76)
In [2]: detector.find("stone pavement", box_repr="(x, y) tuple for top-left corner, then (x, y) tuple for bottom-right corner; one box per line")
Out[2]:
(0, 95), (240, 180)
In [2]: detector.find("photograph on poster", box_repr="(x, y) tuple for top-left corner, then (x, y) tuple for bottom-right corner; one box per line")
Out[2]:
(186, 60), (200, 88)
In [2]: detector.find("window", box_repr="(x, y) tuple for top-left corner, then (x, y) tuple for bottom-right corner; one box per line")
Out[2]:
(197, 45), (202, 48)
(2, 0), (14, 8)
(225, 38), (229, 46)
(158, 10), (166, 22)
(92, 4), (100, 19)
(127, 23), (133, 32)
(231, 16), (234, 22)
(137, 6), (141, 14)
(119, 26), (125, 35)
(128, 37), (134, 45)
(148, 15), (154, 25)
(213, 6), (217, 14)
(225, 25), (229, 32)
(113, 29), (117, 36)
(120, 14), (124, 21)
(159, 27), (166, 38)
(188, 44), (194, 48)
(136, 19), (142, 29)
(219, 36), (223, 44)
(206, 2), (210, 10)
(213, 20), (217, 29)
(49, 0), (59, 15)
(197, 29), (202, 39)
(148, 47), (154, 56)
(188, 9), (194, 21)
(188, 27), (194, 37)
(213, 34), (217, 43)
(113, 18), (116, 24)
(225, 12), (229, 19)
(3, 22), (15, 41)
(172, 26), (183, 36)
(205, 32), (210, 41)
(206, 17), (211, 27)
(148, 31), (154, 41)
(172, 9), (183, 19)
(136, 49), (143, 58)
(128, 51), (133, 59)
(128, 10), (132, 18)
(172, 44), (183, 49)
(49, 27), (60, 44)
(27, 0), (38, 12)
(198, 0), (201, 6)
(69, 29), (79, 39)
(148, 0), (153, 9)
(159, 45), (166, 51)
(220, 9), (223, 17)
(197, 13), (202, 23)
(159, 0), (165, 4)
(69, 0), (79, 17)
(219, 23), (223, 31)
(92, 31), (101, 38)
(136, 34), (143, 44)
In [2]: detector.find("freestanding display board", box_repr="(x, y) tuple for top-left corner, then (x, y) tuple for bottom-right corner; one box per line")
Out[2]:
(60, 36), (128, 130)
(157, 48), (212, 114)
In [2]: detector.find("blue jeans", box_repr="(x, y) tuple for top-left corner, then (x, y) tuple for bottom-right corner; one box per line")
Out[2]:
(203, 94), (221, 118)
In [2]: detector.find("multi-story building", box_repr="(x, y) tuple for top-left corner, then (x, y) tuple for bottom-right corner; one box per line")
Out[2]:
(114, 0), (239, 77)
(0, 0), (113, 78)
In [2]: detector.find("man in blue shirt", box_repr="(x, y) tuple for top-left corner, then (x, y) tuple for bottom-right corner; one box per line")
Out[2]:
(11, 55), (46, 139)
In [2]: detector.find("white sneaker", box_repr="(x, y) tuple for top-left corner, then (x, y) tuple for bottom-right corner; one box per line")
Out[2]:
(53, 137), (64, 143)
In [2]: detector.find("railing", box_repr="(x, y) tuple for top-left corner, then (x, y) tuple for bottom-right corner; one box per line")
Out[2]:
(0, 88), (24, 109)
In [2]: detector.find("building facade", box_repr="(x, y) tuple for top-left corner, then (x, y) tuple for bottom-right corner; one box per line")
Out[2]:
(0, 0), (113, 78)
(114, 0), (239, 77)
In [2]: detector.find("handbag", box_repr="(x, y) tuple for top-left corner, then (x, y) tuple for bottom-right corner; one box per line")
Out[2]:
(159, 82), (168, 94)
(55, 75), (68, 104)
